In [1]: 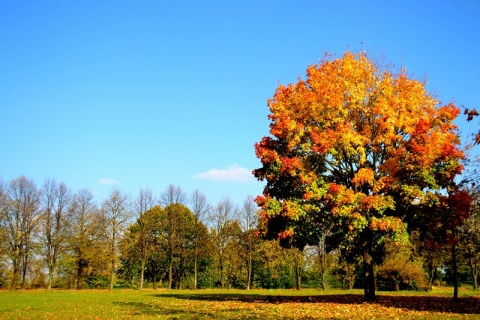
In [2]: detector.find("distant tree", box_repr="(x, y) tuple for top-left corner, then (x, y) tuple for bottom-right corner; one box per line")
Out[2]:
(376, 240), (428, 291)
(67, 188), (104, 289)
(134, 188), (155, 290)
(164, 203), (196, 289)
(458, 185), (480, 291)
(209, 197), (238, 289)
(238, 195), (259, 290)
(101, 188), (132, 290)
(119, 205), (163, 288)
(254, 52), (465, 301)
(0, 180), (9, 287)
(160, 185), (187, 289)
(39, 178), (71, 289)
(160, 184), (187, 207)
(1, 176), (41, 289)
(190, 189), (210, 289)
(417, 191), (471, 300)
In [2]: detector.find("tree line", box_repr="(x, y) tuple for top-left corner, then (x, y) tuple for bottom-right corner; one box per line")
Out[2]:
(0, 175), (478, 292)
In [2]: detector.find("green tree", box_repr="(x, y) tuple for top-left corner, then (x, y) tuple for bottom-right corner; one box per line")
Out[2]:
(134, 188), (155, 290)
(160, 185), (187, 289)
(254, 52), (465, 301)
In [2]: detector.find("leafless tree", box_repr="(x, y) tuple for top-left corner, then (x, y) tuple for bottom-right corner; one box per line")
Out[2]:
(238, 195), (258, 290)
(101, 188), (132, 290)
(3, 176), (41, 289)
(209, 196), (237, 289)
(190, 189), (210, 289)
(39, 178), (71, 289)
(160, 184), (186, 207)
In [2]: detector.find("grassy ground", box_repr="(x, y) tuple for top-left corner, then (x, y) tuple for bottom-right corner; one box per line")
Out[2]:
(0, 287), (479, 319)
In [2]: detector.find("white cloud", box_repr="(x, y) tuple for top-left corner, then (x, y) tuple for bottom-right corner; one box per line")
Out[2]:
(194, 164), (254, 182)
(98, 178), (120, 185)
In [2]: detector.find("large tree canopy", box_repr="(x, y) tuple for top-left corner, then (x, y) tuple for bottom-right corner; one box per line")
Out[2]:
(254, 51), (465, 301)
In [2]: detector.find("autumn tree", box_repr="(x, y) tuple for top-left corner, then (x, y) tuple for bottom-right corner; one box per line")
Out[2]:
(39, 178), (71, 289)
(190, 189), (210, 289)
(1, 176), (41, 289)
(119, 205), (165, 289)
(134, 188), (155, 290)
(67, 188), (105, 289)
(101, 188), (132, 290)
(254, 52), (465, 301)
(458, 185), (480, 291)
(160, 185), (187, 289)
(416, 190), (471, 300)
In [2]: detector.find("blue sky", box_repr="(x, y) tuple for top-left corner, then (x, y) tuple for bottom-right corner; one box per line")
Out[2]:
(1, 1), (479, 207)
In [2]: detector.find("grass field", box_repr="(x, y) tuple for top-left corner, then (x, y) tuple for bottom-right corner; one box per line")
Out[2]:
(0, 287), (479, 319)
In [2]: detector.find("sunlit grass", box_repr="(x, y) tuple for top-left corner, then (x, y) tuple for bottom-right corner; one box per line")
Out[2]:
(0, 288), (478, 319)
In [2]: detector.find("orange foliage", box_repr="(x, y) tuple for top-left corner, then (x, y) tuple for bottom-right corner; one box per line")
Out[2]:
(254, 51), (465, 258)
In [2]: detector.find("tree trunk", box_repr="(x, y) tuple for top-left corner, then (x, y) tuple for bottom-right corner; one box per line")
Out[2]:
(76, 256), (82, 290)
(153, 266), (157, 290)
(194, 245), (198, 290)
(168, 249), (174, 289)
(110, 257), (115, 290)
(247, 251), (252, 290)
(140, 256), (145, 290)
(48, 268), (54, 290)
(469, 258), (478, 291)
(139, 234), (146, 290)
(451, 243), (458, 301)
(11, 257), (20, 290)
(220, 255), (224, 289)
(363, 246), (376, 302)
(294, 252), (302, 290)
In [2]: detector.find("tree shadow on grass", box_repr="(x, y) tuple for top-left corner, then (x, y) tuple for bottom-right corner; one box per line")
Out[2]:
(150, 292), (480, 315)
(113, 301), (219, 318)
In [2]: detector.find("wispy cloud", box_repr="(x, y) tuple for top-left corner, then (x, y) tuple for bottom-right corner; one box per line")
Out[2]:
(98, 178), (120, 185)
(194, 164), (254, 183)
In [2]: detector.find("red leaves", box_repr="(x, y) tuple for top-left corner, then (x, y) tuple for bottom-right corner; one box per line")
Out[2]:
(327, 183), (342, 195)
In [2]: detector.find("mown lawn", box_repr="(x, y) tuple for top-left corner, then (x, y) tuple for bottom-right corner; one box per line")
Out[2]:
(0, 287), (479, 319)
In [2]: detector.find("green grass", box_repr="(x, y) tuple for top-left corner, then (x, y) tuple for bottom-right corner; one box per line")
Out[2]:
(0, 287), (478, 319)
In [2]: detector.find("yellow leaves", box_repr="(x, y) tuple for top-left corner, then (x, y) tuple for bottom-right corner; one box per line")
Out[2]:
(370, 216), (404, 233)
(352, 168), (375, 187)
(361, 195), (395, 214)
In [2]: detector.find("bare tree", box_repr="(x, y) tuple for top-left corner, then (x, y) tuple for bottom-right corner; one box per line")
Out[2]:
(101, 188), (132, 290)
(39, 178), (71, 289)
(0, 179), (9, 268)
(3, 176), (41, 289)
(209, 197), (237, 289)
(190, 189), (210, 289)
(238, 195), (258, 290)
(134, 188), (155, 290)
(160, 184), (186, 207)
